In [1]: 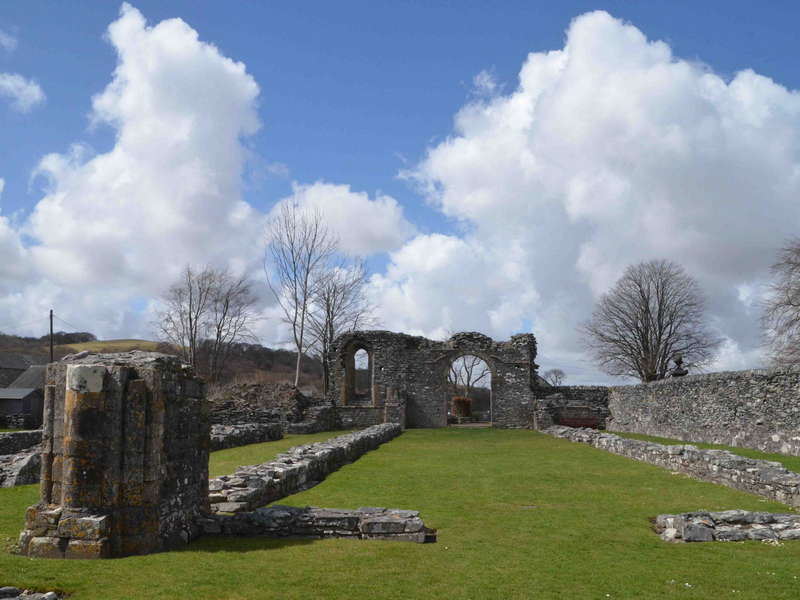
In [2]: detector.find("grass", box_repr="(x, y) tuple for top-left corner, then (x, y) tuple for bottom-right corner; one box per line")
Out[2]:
(612, 431), (800, 473)
(3, 429), (800, 598)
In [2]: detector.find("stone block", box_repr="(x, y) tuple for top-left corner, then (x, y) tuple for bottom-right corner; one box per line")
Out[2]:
(57, 515), (109, 540)
(683, 523), (714, 542)
(360, 516), (407, 534)
(65, 537), (110, 559)
(27, 536), (66, 558)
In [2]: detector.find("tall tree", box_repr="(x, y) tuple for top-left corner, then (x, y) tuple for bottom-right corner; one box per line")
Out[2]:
(580, 259), (720, 382)
(763, 238), (800, 367)
(307, 260), (375, 395)
(157, 265), (216, 372)
(205, 272), (258, 381)
(264, 201), (336, 386)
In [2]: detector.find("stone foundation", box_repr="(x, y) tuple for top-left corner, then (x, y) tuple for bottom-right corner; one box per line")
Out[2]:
(17, 351), (209, 559)
(198, 505), (436, 543)
(545, 426), (800, 507)
(209, 424), (402, 513)
(655, 510), (800, 543)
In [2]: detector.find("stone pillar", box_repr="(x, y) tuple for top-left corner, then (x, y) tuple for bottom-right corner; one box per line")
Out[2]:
(18, 351), (208, 559)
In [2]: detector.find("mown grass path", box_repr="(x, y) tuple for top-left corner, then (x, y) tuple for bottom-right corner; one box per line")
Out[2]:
(3, 428), (800, 599)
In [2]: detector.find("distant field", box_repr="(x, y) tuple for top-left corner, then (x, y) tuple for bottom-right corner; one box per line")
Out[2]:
(3, 428), (800, 599)
(55, 339), (166, 354)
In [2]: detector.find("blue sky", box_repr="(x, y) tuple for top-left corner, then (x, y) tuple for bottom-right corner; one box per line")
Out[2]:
(2, 2), (800, 382)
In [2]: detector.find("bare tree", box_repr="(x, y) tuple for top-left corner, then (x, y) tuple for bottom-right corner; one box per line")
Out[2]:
(158, 265), (216, 371)
(763, 238), (800, 367)
(448, 355), (491, 398)
(158, 265), (257, 380)
(580, 259), (720, 382)
(265, 201), (336, 386)
(307, 260), (376, 395)
(206, 272), (258, 381)
(542, 368), (565, 386)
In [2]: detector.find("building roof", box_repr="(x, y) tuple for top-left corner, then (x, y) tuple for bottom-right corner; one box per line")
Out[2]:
(0, 353), (35, 370)
(0, 388), (38, 400)
(8, 365), (46, 390)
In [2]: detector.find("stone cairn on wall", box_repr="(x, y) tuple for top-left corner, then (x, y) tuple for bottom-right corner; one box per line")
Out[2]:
(208, 424), (402, 513)
(17, 351), (209, 559)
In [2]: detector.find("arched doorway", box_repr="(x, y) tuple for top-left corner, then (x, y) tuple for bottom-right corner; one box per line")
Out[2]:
(341, 342), (374, 405)
(446, 354), (493, 426)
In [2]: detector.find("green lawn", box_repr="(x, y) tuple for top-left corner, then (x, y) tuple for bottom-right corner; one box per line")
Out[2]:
(612, 430), (800, 473)
(3, 428), (800, 599)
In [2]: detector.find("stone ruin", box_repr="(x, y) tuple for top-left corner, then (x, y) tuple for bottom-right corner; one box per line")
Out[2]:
(16, 351), (433, 560)
(18, 352), (209, 558)
(328, 330), (540, 428)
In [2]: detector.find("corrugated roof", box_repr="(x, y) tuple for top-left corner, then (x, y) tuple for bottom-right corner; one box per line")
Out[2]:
(0, 388), (38, 400)
(8, 365), (46, 390)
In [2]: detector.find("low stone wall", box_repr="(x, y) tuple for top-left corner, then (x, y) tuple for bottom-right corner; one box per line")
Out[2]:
(608, 368), (800, 456)
(655, 510), (800, 542)
(534, 386), (609, 429)
(197, 505), (435, 543)
(210, 423), (283, 451)
(0, 414), (39, 430)
(337, 406), (385, 429)
(286, 405), (341, 434)
(545, 426), (800, 508)
(209, 424), (402, 513)
(0, 587), (61, 599)
(0, 430), (41, 455)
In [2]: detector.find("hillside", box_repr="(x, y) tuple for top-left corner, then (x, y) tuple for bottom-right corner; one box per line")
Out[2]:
(0, 334), (323, 390)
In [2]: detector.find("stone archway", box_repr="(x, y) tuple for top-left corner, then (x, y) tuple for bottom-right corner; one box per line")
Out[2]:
(444, 352), (495, 425)
(340, 340), (375, 406)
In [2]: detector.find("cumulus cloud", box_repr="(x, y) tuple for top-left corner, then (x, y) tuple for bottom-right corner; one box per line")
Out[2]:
(373, 10), (800, 381)
(0, 29), (16, 52)
(0, 3), (264, 336)
(272, 182), (415, 256)
(27, 3), (262, 292)
(0, 72), (45, 112)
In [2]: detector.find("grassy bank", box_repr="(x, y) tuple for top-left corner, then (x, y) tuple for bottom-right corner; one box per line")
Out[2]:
(2, 428), (800, 599)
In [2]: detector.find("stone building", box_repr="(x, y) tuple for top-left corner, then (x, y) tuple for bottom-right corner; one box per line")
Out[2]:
(327, 331), (540, 428)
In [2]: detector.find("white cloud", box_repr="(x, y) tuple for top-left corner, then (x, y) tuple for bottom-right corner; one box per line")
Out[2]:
(0, 29), (16, 52)
(27, 3), (262, 292)
(0, 72), (45, 112)
(0, 3), (264, 337)
(273, 182), (415, 256)
(372, 10), (800, 382)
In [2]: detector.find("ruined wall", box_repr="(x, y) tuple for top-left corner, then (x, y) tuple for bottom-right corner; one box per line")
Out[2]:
(607, 368), (800, 456)
(18, 351), (209, 559)
(534, 386), (610, 429)
(328, 331), (538, 428)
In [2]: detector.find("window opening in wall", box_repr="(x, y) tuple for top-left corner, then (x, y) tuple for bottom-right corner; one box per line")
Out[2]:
(354, 348), (370, 397)
(447, 354), (492, 426)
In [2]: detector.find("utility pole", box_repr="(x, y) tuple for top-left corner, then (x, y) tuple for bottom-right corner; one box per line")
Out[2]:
(49, 309), (54, 363)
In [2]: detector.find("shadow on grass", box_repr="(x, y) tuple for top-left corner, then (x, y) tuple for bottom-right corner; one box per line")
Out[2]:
(173, 534), (317, 554)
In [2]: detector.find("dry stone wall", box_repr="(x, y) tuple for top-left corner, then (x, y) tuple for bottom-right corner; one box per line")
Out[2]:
(546, 426), (800, 507)
(608, 369), (800, 456)
(0, 430), (41, 455)
(328, 331), (538, 428)
(210, 423), (283, 451)
(209, 424), (402, 513)
(533, 386), (610, 429)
